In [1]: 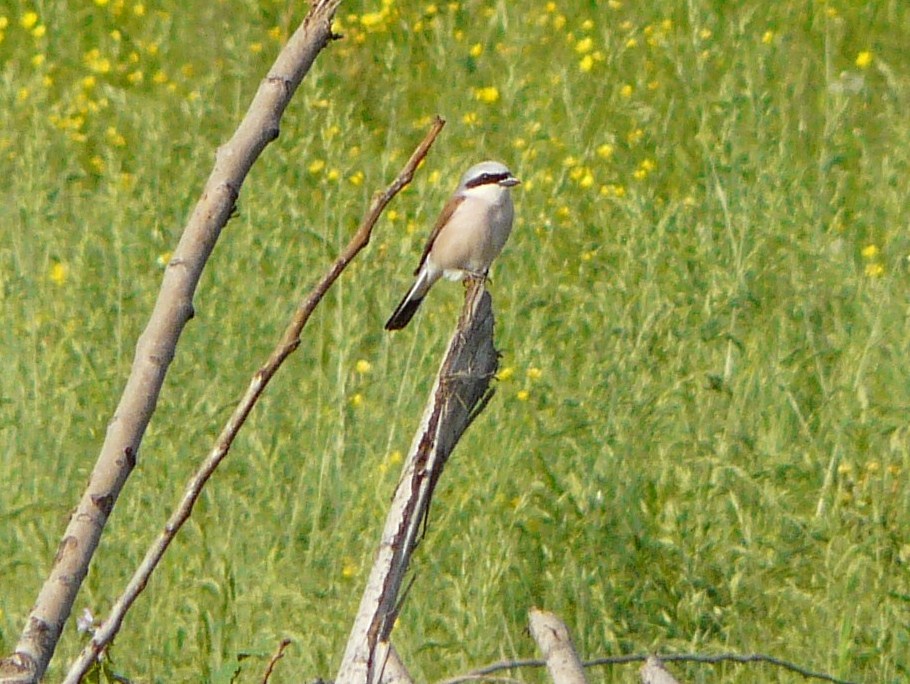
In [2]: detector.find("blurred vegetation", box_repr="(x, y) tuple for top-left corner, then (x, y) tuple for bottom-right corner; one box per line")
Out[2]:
(1, 0), (908, 681)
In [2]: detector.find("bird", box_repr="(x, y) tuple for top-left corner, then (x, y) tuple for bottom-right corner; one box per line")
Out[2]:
(384, 160), (520, 331)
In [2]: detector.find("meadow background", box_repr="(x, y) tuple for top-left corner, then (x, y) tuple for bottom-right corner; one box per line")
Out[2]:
(1, 0), (908, 681)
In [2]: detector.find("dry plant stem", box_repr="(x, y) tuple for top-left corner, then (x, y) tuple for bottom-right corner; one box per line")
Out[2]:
(0, 4), (346, 682)
(61, 118), (446, 684)
(528, 609), (588, 684)
(261, 638), (292, 684)
(336, 279), (500, 684)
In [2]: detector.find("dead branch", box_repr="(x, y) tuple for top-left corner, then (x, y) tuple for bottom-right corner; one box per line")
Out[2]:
(439, 649), (859, 684)
(379, 644), (414, 684)
(0, 3), (346, 682)
(60, 118), (445, 684)
(640, 656), (681, 684)
(261, 638), (292, 684)
(335, 278), (500, 684)
(528, 609), (587, 684)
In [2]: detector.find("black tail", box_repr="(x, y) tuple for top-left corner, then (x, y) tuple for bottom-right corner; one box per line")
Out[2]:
(384, 292), (424, 330)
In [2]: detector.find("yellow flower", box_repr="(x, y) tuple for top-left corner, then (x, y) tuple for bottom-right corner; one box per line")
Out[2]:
(106, 126), (126, 146)
(761, 30), (774, 45)
(496, 366), (515, 381)
(545, 2), (556, 12)
(626, 127), (644, 144)
(516, 389), (530, 401)
(308, 159), (325, 174)
(350, 393), (363, 408)
(327, 169), (340, 181)
(860, 244), (879, 259)
(31, 53), (45, 67)
(360, 11), (386, 29)
(855, 51), (873, 69)
(699, 28), (712, 40)
(31, 24), (45, 38)
(0, 17), (8, 30)
(249, 41), (263, 53)
(127, 70), (143, 85)
(579, 55), (594, 72)
(527, 367), (542, 380)
(597, 143), (614, 159)
(864, 263), (884, 278)
(355, 359), (372, 374)
(152, 70), (168, 84)
(133, 3), (146, 16)
(268, 25), (282, 41)
(620, 84), (633, 98)
(469, 43), (483, 57)
(20, 12), (38, 29)
(474, 86), (500, 104)
(341, 559), (358, 579)
(349, 170), (364, 186)
(49, 262), (68, 285)
(575, 37), (593, 54)
(156, 251), (172, 268)
(462, 111), (479, 125)
(625, 37), (637, 48)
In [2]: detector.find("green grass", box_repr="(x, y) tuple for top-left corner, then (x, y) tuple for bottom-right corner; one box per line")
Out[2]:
(2, 0), (909, 681)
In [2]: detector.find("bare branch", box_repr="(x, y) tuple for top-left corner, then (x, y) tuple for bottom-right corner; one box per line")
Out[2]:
(336, 279), (500, 684)
(379, 644), (414, 684)
(640, 656), (681, 684)
(59, 118), (445, 684)
(0, 3), (346, 682)
(261, 638), (292, 684)
(528, 609), (587, 684)
(440, 650), (859, 684)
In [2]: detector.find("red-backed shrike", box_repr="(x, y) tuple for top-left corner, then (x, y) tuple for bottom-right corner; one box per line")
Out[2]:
(385, 160), (520, 331)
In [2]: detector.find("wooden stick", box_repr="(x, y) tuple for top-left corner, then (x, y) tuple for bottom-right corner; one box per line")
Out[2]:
(336, 278), (500, 684)
(528, 608), (588, 684)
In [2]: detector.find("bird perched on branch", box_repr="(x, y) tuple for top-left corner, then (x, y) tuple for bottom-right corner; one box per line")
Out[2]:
(384, 160), (520, 331)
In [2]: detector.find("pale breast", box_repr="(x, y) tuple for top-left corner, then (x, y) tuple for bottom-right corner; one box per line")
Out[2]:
(430, 192), (514, 275)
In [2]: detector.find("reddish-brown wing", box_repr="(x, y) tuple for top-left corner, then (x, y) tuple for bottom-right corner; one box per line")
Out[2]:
(413, 194), (466, 275)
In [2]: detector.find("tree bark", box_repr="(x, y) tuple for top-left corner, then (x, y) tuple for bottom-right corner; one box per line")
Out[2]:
(336, 280), (499, 684)
(528, 608), (588, 684)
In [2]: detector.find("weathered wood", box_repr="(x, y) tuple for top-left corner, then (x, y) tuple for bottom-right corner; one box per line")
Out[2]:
(380, 644), (414, 684)
(336, 279), (499, 684)
(528, 608), (588, 684)
(640, 656), (682, 684)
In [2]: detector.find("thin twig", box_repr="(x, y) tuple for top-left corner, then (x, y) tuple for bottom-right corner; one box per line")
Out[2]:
(437, 651), (858, 684)
(261, 638), (292, 684)
(61, 116), (446, 684)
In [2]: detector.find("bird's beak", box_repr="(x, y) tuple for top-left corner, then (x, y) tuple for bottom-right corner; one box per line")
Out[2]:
(500, 176), (521, 187)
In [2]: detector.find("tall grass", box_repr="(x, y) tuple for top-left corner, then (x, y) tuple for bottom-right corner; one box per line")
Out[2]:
(1, 1), (908, 681)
